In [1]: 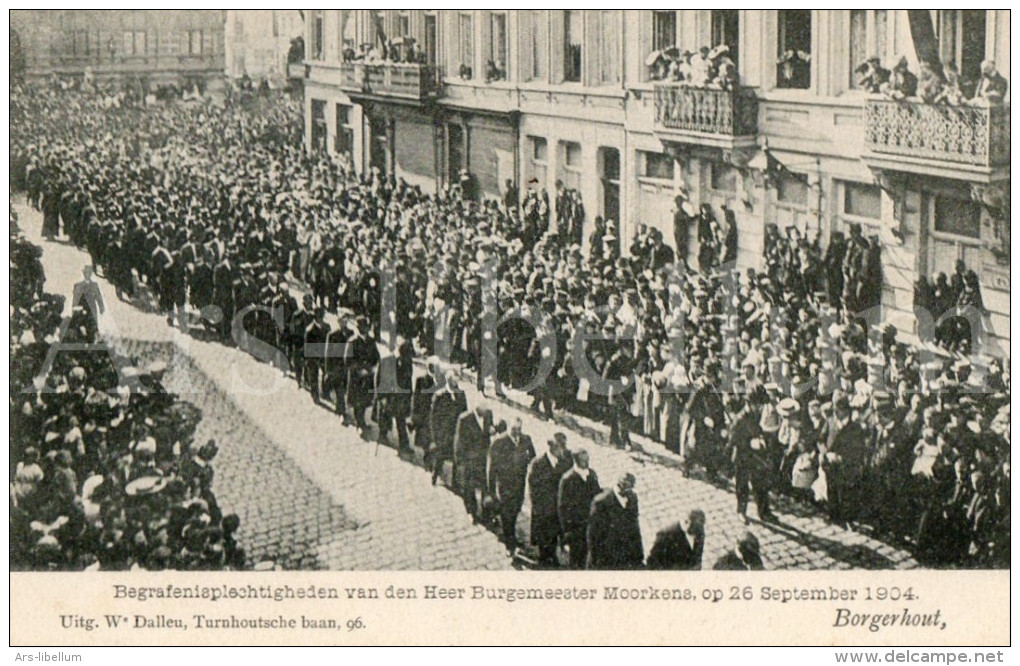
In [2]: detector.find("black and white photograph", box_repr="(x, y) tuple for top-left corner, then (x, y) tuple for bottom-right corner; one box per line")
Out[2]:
(8, 9), (1011, 581)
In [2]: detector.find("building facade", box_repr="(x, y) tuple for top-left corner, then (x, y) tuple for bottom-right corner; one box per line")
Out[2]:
(224, 10), (304, 81)
(10, 10), (226, 87)
(300, 10), (1010, 354)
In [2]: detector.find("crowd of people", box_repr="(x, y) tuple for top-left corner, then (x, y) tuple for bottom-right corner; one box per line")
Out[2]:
(9, 207), (244, 571)
(9, 78), (1010, 569)
(857, 55), (1008, 106)
(647, 44), (740, 90)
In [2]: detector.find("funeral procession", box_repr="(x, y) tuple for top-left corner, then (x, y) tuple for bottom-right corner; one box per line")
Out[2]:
(9, 10), (1010, 573)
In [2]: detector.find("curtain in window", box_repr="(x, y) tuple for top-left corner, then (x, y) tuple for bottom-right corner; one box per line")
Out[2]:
(599, 11), (618, 83)
(848, 10), (867, 87)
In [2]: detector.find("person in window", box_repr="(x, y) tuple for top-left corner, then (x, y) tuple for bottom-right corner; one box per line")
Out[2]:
(854, 55), (890, 93)
(777, 50), (811, 89)
(974, 60), (1008, 105)
(881, 56), (917, 100)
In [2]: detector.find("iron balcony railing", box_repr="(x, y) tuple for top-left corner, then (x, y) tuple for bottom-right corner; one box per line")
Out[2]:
(338, 62), (441, 101)
(865, 98), (1010, 167)
(653, 85), (759, 137)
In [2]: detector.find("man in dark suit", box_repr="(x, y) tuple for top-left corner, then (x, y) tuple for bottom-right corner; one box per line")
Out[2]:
(729, 396), (776, 524)
(324, 315), (351, 420)
(487, 418), (535, 553)
(429, 373), (467, 486)
(647, 509), (706, 570)
(303, 307), (329, 404)
(453, 404), (492, 520)
(586, 472), (643, 570)
(823, 396), (868, 527)
(646, 228), (675, 272)
(713, 531), (764, 570)
(376, 339), (414, 452)
(346, 316), (380, 433)
(527, 432), (571, 567)
(411, 356), (440, 451)
(557, 448), (601, 569)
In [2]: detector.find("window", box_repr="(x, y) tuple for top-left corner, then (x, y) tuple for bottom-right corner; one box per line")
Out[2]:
(935, 10), (986, 95)
(711, 10), (739, 64)
(564, 142), (582, 167)
(652, 11), (676, 52)
(335, 104), (353, 156)
(843, 182), (882, 220)
(311, 99), (327, 152)
(397, 11), (410, 37)
(530, 11), (547, 81)
(710, 163), (739, 192)
(311, 10), (324, 60)
(934, 194), (981, 239)
(561, 141), (582, 189)
(596, 11), (619, 84)
(424, 13), (438, 65)
(602, 148), (621, 181)
(777, 173), (809, 206)
(531, 137), (548, 162)
(123, 30), (146, 56)
(640, 151), (675, 180)
(489, 12), (507, 79)
(72, 29), (93, 56)
(564, 10), (582, 83)
(188, 30), (203, 56)
(459, 13), (474, 78)
(776, 10), (811, 89)
(529, 136), (548, 186)
(339, 11), (355, 58)
(848, 10), (888, 89)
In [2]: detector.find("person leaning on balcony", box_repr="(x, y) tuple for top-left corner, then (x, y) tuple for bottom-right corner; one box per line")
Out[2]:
(974, 60), (1008, 105)
(917, 61), (945, 104)
(855, 55), (890, 93)
(934, 63), (966, 105)
(881, 56), (918, 100)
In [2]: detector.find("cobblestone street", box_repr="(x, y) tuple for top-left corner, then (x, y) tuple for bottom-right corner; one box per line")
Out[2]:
(16, 199), (918, 570)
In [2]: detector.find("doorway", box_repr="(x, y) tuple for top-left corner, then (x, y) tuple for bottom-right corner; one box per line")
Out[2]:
(599, 147), (621, 225)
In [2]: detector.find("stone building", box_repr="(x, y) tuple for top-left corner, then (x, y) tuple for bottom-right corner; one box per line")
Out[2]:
(298, 10), (1009, 353)
(224, 10), (304, 82)
(10, 10), (226, 88)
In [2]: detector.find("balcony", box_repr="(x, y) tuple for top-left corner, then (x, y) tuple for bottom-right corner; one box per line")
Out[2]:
(653, 85), (759, 152)
(340, 62), (441, 103)
(863, 98), (1010, 183)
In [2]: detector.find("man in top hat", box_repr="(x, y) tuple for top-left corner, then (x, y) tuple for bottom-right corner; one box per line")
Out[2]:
(672, 190), (695, 265)
(346, 316), (380, 434)
(822, 395), (868, 527)
(303, 307), (329, 405)
(729, 391), (777, 524)
(528, 432), (572, 567)
(488, 417), (535, 554)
